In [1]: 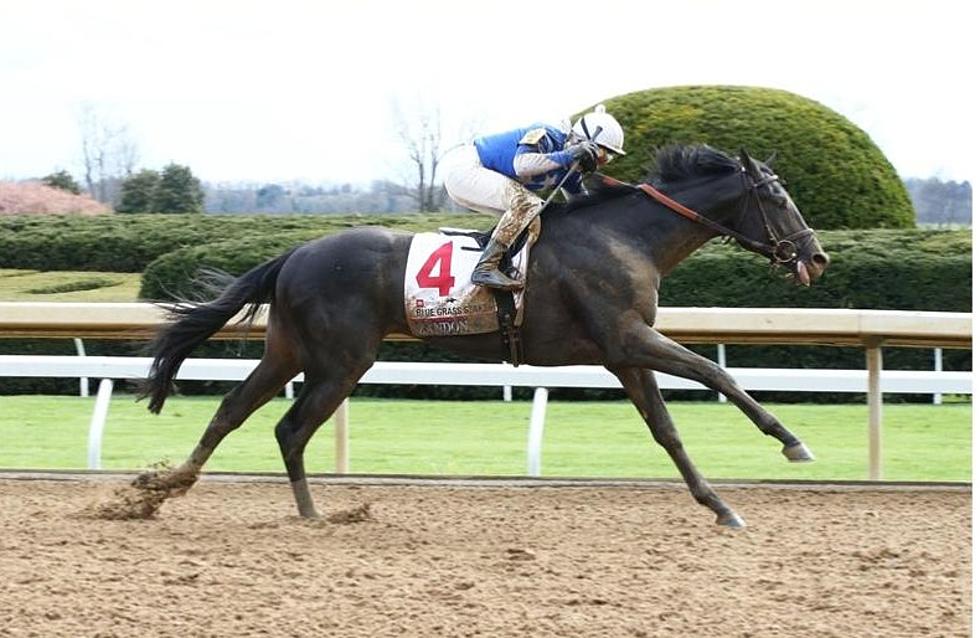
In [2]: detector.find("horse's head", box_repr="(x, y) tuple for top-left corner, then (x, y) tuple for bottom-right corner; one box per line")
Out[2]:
(730, 149), (829, 286)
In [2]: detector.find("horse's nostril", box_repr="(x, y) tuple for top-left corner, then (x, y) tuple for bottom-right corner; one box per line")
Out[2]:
(811, 252), (830, 267)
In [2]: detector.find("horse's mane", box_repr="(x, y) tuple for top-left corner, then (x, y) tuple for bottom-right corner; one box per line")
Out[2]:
(645, 144), (740, 186)
(543, 144), (740, 217)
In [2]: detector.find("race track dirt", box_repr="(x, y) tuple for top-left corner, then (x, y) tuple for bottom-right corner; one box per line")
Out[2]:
(0, 476), (970, 637)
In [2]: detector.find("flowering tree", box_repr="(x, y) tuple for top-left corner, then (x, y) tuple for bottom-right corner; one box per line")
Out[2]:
(0, 182), (110, 215)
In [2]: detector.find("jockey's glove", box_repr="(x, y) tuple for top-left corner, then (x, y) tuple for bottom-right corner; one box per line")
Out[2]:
(566, 141), (600, 173)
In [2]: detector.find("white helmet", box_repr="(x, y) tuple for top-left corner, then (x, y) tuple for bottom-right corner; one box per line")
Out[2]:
(572, 104), (626, 156)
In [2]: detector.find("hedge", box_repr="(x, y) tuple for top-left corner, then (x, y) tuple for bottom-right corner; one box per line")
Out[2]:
(0, 213), (495, 273)
(142, 227), (971, 312)
(587, 85), (915, 230)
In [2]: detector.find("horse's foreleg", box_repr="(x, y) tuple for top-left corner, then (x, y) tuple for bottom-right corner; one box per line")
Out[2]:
(616, 327), (813, 462)
(609, 366), (745, 528)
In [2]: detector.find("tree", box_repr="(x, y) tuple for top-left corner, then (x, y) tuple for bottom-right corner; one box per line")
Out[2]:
(0, 181), (109, 215)
(392, 101), (443, 212)
(116, 169), (161, 213)
(153, 163), (205, 214)
(391, 99), (482, 213)
(41, 170), (81, 195)
(256, 184), (288, 211)
(77, 104), (139, 204)
(905, 177), (972, 226)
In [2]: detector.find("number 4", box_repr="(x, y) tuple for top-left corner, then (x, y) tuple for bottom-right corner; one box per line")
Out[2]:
(416, 241), (456, 296)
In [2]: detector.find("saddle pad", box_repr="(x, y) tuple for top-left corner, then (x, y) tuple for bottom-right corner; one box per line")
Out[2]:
(404, 231), (530, 338)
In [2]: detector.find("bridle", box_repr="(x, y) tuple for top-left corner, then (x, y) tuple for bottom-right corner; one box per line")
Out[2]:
(635, 168), (815, 265)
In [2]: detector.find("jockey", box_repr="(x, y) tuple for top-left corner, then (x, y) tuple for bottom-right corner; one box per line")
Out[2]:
(443, 104), (626, 291)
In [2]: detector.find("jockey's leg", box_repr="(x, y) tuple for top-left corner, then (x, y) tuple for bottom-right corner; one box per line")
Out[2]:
(443, 146), (543, 291)
(471, 184), (543, 290)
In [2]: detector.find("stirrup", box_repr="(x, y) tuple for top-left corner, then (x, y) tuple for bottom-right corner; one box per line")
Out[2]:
(471, 268), (523, 291)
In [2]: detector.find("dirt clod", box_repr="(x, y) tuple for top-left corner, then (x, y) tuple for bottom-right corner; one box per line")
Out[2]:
(83, 463), (199, 520)
(327, 502), (373, 524)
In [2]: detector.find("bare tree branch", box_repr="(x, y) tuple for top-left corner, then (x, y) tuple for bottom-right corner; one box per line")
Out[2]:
(391, 99), (471, 213)
(77, 104), (140, 204)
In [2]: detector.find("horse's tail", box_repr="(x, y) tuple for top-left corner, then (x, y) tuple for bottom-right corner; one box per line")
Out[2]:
(140, 248), (298, 414)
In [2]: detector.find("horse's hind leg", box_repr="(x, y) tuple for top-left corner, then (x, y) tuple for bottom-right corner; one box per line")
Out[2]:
(152, 338), (300, 494)
(609, 365), (745, 528)
(619, 327), (813, 462)
(274, 354), (376, 518)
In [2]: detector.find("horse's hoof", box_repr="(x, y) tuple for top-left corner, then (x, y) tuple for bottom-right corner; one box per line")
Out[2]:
(783, 442), (815, 462)
(716, 511), (746, 529)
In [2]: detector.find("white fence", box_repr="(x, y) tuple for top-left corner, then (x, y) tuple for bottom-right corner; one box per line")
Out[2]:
(0, 354), (971, 478)
(0, 303), (972, 480)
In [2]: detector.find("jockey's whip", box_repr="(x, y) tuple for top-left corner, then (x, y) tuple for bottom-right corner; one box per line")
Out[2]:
(541, 160), (580, 209)
(541, 124), (603, 210)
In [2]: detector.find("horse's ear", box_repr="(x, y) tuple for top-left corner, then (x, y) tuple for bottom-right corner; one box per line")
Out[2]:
(738, 147), (761, 178)
(765, 151), (777, 166)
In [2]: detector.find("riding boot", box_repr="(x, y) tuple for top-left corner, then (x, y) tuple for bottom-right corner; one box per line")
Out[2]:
(471, 183), (543, 291)
(471, 239), (523, 291)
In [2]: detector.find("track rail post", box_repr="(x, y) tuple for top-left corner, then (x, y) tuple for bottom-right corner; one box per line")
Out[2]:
(526, 387), (549, 476)
(334, 398), (350, 474)
(864, 338), (884, 480)
(86, 378), (114, 470)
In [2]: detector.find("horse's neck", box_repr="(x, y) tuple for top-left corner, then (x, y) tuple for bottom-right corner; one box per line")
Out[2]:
(615, 184), (737, 276)
(652, 216), (718, 275)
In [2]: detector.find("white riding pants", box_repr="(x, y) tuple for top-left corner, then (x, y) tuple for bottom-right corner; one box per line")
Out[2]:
(443, 144), (544, 245)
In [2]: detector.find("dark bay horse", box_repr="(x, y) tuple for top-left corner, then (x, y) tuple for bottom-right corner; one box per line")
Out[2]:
(140, 145), (829, 527)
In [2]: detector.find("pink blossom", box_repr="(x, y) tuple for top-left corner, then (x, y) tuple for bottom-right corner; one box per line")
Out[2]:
(0, 181), (111, 215)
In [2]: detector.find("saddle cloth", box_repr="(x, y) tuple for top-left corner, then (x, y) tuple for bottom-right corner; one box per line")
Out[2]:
(404, 225), (535, 338)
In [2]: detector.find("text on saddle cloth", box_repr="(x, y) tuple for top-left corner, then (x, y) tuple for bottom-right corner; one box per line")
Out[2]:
(404, 230), (532, 338)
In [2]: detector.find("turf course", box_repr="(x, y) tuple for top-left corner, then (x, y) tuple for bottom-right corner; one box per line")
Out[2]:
(0, 396), (969, 481)
(0, 269), (141, 302)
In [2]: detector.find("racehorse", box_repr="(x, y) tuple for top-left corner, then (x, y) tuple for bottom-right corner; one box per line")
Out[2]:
(140, 145), (829, 528)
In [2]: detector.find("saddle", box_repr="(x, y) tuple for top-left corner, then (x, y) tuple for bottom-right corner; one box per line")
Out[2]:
(403, 218), (541, 364)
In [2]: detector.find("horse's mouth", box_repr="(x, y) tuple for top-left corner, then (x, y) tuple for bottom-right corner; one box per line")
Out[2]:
(796, 260), (811, 287)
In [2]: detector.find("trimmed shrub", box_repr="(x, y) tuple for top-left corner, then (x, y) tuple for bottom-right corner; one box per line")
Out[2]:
(661, 229), (971, 312)
(588, 85), (915, 229)
(0, 212), (497, 273)
(142, 228), (971, 312)
(139, 233), (318, 300)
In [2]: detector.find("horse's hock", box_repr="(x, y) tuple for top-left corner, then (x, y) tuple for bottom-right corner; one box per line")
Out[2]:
(0, 476), (970, 637)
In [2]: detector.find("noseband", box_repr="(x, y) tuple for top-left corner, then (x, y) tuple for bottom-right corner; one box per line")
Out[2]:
(636, 170), (815, 264)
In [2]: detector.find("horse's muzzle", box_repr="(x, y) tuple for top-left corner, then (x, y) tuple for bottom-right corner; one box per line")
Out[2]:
(797, 250), (830, 286)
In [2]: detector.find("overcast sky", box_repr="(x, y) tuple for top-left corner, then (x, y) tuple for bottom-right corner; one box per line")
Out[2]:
(1, 0), (975, 185)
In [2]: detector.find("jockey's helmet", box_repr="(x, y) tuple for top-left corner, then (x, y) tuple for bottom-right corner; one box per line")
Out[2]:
(572, 105), (626, 157)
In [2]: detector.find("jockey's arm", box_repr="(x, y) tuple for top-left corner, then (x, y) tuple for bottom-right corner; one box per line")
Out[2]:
(512, 145), (577, 179)
(512, 137), (587, 199)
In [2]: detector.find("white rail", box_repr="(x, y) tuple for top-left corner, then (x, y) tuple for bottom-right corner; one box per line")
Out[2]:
(0, 303), (972, 479)
(0, 302), (971, 348)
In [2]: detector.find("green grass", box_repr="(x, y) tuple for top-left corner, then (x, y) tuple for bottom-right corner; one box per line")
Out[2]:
(0, 396), (969, 481)
(0, 269), (141, 301)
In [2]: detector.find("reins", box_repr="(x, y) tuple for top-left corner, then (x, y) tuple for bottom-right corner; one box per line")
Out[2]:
(636, 183), (772, 255)
(634, 172), (814, 264)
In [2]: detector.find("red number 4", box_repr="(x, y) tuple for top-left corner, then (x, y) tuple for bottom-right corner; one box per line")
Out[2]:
(416, 241), (456, 296)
